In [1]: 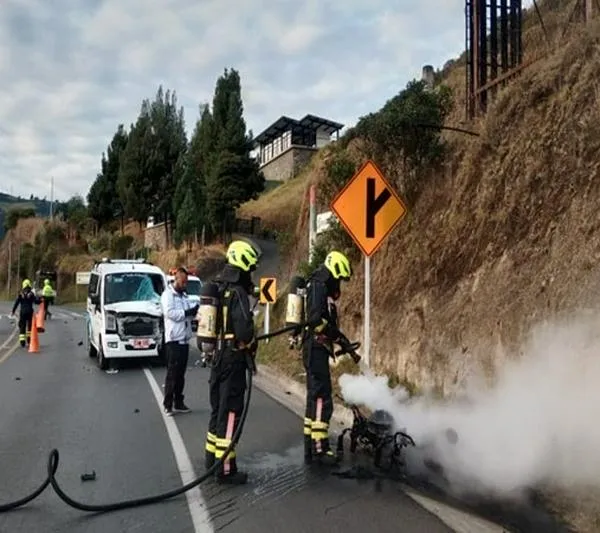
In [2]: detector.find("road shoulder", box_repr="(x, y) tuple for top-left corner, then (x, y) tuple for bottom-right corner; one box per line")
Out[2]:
(253, 363), (507, 533)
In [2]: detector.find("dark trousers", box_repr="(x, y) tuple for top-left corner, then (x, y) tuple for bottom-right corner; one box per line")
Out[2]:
(18, 312), (33, 346)
(303, 341), (333, 456)
(163, 342), (189, 409)
(205, 347), (248, 477)
(43, 297), (54, 319)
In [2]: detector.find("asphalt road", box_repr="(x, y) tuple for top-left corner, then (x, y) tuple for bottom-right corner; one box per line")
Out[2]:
(0, 302), (455, 533)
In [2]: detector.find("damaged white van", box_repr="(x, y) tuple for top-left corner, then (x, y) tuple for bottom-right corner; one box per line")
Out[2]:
(84, 258), (167, 370)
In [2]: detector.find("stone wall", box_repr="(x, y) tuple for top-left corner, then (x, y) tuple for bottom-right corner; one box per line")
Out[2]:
(144, 222), (168, 251)
(261, 145), (317, 182)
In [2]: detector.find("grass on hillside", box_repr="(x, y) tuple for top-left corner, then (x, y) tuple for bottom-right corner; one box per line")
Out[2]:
(238, 168), (315, 234)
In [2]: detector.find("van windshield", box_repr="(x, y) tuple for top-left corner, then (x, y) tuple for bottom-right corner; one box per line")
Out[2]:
(186, 279), (202, 296)
(104, 273), (165, 305)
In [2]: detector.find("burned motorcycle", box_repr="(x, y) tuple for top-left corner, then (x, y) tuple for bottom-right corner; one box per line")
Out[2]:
(335, 398), (416, 478)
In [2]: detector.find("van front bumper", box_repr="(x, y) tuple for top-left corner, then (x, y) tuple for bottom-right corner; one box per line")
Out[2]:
(102, 334), (162, 358)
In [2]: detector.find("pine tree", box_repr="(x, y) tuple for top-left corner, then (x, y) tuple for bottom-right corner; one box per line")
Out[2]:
(145, 86), (188, 245)
(174, 188), (197, 248)
(117, 102), (153, 226)
(87, 125), (128, 230)
(173, 104), (214, 244)
(204, 68), (265, 237)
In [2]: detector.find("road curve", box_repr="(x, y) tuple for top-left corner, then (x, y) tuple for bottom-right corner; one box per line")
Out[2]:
(0, 302), (455, 533)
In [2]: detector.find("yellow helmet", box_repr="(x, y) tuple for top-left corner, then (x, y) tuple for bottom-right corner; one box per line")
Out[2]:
(324, 251), (352, 281)
(22, 279), (32, 289)
(226, 240), (259, 272)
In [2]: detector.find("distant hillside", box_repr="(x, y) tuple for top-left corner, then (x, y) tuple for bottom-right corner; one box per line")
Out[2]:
(0, 192), (54, 240)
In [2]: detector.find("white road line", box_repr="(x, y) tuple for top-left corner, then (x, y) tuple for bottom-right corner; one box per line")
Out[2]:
(142, 368), (214, 533)
(53, 311), (81, 319)
(0, 323), (18, 351)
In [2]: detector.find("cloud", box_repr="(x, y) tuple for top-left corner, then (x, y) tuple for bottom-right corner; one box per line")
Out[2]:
(0, 0), (466, 201)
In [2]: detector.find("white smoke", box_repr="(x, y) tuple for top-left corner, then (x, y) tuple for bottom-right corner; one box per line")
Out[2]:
(338, 312), (600, 500)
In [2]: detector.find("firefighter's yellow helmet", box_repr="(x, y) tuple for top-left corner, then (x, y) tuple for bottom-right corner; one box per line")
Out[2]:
(226, 240), (259, 272)
(324, 251), (352, 281)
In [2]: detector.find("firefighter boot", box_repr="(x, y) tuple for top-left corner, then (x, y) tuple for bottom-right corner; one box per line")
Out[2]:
(314, 449), (339, 467)
(304, 436), (313, 464)
(205, 450), (215, 470)
(303, 418), (313, 464)
(205, 433), (216, 470)
(215, 457), (248, 485)
(216, 471), (248, 485)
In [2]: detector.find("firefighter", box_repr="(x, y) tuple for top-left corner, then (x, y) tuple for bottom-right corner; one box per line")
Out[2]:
(11, 279), (39, 347)
(204, 240), (259, 485)
(42, 278), (54, 320)
(302, 251), (353, 466)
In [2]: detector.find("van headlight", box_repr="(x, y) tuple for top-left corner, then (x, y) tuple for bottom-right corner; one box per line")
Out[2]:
(105, 312), (117, 333)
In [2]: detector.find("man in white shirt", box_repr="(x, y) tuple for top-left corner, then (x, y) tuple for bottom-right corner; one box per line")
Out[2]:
(161, 267), (199, 416)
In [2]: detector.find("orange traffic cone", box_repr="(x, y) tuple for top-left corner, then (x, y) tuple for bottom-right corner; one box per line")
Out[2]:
(29, 314), (40, 354)
(36, 302), (45, 333)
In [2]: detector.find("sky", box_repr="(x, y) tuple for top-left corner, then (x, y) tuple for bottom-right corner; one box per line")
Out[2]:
(0, 0), (467, 202)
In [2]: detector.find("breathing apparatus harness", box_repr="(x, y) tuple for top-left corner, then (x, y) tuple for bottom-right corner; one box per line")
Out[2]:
(196, 266), (259, 366)
(284, 271), (361, 364)
(0, 269), (299, 515)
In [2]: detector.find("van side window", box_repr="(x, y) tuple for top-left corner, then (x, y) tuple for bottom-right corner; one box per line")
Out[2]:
(88, 273), (99, 297)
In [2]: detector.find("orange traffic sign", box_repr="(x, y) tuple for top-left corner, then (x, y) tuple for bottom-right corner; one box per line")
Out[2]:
(330, 160), (407, 257)
(259, 277), (277, 304)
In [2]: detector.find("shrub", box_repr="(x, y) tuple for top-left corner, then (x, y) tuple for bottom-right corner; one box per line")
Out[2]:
(4, 207), (36, 231)
(110, 235), (134, 257)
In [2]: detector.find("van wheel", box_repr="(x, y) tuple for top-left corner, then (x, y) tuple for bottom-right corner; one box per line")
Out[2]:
(97, 340), (108, 370)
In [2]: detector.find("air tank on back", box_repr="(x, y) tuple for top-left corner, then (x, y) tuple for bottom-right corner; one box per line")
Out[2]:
(196, 281), (220, 356)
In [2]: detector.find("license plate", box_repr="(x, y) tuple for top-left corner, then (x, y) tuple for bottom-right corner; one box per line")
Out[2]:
(132, 338), (151, 349)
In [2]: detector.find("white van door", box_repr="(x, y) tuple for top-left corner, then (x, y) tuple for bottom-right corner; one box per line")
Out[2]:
(87, 273), (101, 348)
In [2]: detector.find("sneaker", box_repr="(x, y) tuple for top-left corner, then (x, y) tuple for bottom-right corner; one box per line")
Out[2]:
(173, 403), (191, 414)
(164, 407), (174, 417)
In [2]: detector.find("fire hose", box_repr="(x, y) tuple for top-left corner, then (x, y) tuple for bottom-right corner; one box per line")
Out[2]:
(0, 323), (302, 514)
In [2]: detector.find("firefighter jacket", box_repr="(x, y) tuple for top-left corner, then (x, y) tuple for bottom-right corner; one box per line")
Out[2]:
(216, 265), (256, 349)
(12, 290), (38, 316)
(304, 265), (342, 344)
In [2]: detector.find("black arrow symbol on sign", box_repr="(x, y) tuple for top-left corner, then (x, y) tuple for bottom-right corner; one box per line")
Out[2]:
(366, 177), (392, 238)
(261, 279), (275, 303)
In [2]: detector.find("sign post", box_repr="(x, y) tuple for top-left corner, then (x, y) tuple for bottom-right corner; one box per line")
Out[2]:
(259, 277), (277, 344)
(330, 160), (407, 367)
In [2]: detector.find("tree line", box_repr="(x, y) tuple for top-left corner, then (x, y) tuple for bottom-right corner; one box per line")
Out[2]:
(86, 67), (265, 246)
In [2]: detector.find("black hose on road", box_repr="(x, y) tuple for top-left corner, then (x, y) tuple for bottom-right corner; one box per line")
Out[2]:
(0, 324), (300, 514)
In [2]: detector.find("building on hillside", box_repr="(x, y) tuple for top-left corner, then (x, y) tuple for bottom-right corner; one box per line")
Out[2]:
(253, 114), (344, 182)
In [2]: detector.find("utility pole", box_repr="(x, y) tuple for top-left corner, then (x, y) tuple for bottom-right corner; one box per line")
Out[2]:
(7, 240), (12, 297)
(50, 176), (54, 221)
(16, 244), (21, 281)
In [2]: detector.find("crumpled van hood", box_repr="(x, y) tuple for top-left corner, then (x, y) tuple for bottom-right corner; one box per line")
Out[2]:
(103, 300), (162, 316)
